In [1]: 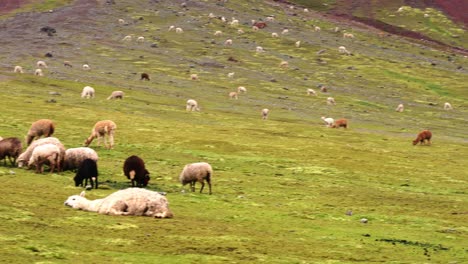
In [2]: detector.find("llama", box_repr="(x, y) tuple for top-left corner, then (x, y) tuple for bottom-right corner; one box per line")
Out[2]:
(179, 162), (213, 194)
(0, 137), (22, 166)
(28, 143), (60, 173)
(395, 103), (404, 112)
(64, 188), (173, 218)
(84, 120), (117, 149)
(186, 99), (200, 111)
(413, 130), (432, 145)
(81, 86), (95, 99)
(74, 159), (99, 189)
(26, 119), (55, 146)
(332, 118), (348, 128)
(262, 108), (270, 120)
(14, 66), (24, 73)
(123, 155), (150, 187)
(107, 91), (124, 100)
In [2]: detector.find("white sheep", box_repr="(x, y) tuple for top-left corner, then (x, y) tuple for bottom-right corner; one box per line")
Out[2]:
(229, 92), (238, 99)
(17, 137), (65, 170)
(444, 102), (453, 110)
(107, 91), (124, 100)
(333, 27), (340, 33)
(64, 188), (173, 218)
(14, 65), (23, 73)
(63, 147), (98, 171)
(424, 13), (430, 18)
(237, 86), (247, 93)
(304, 8), (309, 12)
(230, 19), (239, 26)
(295, 41), (301, 48)
(208, 13), (216, 18)
(137, 36), (145, 42)
(28, 143), (60, 173)
(252, 26), (259, 31)
(266, 16), (275, 22)
(307, 88), (316, 96)
(168, 25), (175, 31)
(118, 18), (125, 24)
(175, 27), (183, 33)
(262, 108), (269, 120)
(321, 117), (334, 127)
(228, 72), (235, 78)
(271, 32), (279, 38)
(214, 30), (223, 36)
(37, 60), (48, 68)
(256, 46), (264, 53)
(338, 46), (351, 55)
(224, 39), (233, 46)
(81, 86), (95, 99)
(327, 97), (336, 105)
(279, 61), (289, 68)
(282, 29), (289, 35)
(343, 33), (355, 39)
(186, 99), (200, 111)
(190, 73), (199, 80)
(84, 120), (117, 149)
(82, 64), (90, 70)
(314, 26), (321, 32)
(35, 69), (44, 76)
(395, 103), (404, 112)
(179, 162), (213, 194)
(123, 35), (132, 41)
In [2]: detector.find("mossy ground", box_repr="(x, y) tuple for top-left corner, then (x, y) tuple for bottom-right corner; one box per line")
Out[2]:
(0, 0), (467, 263)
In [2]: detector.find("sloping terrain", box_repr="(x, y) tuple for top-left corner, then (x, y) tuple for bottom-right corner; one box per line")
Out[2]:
(0, 0), (467, 263)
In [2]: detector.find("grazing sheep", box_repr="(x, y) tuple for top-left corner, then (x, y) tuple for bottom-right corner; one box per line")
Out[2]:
(237, 86), (247, 93)
(208, 13), (216, 18)
(228, 72), (235, 78)
(332, 118), (348, 128)
(282, 29), (289, 35)
(321, 117), (334, 127)
(190, 73), (198, 80)
(295, 41), (301, 48)
(28, 143), (60, 173)
(334, 27), (340, 33)
(444, 102), (453, 110)
(82, 64), (90, 70)
(413, 130), (432, 146)
(35, 69), (44, 76)
(123, 155), (150, 187)
(136, 36), (145, 42)
(307, 89), (316, 96)
(343, 33), (355, 39)
(186, 99), (200, 111)
(327, 97), (336, 105)
(63, 61), (73, 67)
(339, 46), (351, 55)
(224, 39), (233, 46)
(271, 32), (279, 38)
(84, 120), (117, 149)
(37, 61), (48, 68)
(26, 119), (55, 146)
(81, 86), (95, 99)
(256, 46), (264, 53)
(141, 73), (150, 81)
(314, 26), (321, 32)
(229, 92), (238, 99)
(320, 85), (328, 93)
(175, 27), (183, 33)
(252, 26), (259, 31)
(14, 65), (23, 73)
(107, 91), (124, 100)
(214, 30), (222, 36)
(0, 137), (22, 166)
(63, 147), (98, 171)
(179, 162), (213, 194)
(17, 137), (65, 170)
(74, 158), (98, 189)
(168, 25), (175, 31)
(64, 188), (173, 218)
(279, 61), (289, 68)
(118, 18), (125, 24)
(424, 13), (429, 18)
(395, 103), (404, 112)
(122, 35), (132, 41)
(262, 108), (270, 120)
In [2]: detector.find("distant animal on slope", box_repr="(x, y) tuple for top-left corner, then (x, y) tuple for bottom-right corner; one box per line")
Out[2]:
(123, 155), (150, 187)
(262, 108), (269, 120)
(253, 21), (267, 29)
(35, 69), (44, 76)
(237, 86), (247, 93)
(107, 91), (124, 100)
(81, 86), (95, 99)
(413, 130), (432, 146)
(229, 92), (238, 99)
(395, 103), (404, 112)
(321, 117), (334, 127)
(141, 73), (150, 81)
(84, 120), (117, 149)
(338, 46), (351, 55)
(307, 89), (316, 96)
(332, 119), (348, 129)
(444, 102), (453, 110)
(26, 119), (55, 146)
(74, 158), (99, 189)
(327, 97), (336, 105)
(28, 143), (60, 173)
(0, 137), (23, 166)
(36, 60), (48, 68)
(14, 65), (24, 73)
(82, 64), (90, 70)
(186, 99), (200, 111)
(64, 188), (173, 218)
(179, 162), (213, 194)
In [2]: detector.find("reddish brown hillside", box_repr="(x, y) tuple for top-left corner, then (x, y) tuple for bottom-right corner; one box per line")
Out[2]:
(0, 0), (31, 14)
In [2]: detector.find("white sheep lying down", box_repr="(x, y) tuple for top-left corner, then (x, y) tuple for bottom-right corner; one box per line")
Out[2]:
(64, 188), (173, 218)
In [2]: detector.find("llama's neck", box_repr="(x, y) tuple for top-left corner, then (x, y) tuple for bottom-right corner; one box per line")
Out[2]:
(79, 198), (104, 212)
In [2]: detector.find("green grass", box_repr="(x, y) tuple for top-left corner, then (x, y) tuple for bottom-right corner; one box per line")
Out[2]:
(0, 0), (467, 263)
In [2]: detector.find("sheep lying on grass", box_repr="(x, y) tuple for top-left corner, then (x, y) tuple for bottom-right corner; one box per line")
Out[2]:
(413, 130), (432, 146)
(84, 120), (117, 149)
(63, 147), (98, 171)
(64, 188), (173, 218)
(123, 155), (150, 187)
(0, 137), (22, 166)
(179, 162), (213, 194)
(186, 99), (199, 111)
(28, 143), (60, 173)
(74, 158), (98, 189)
(17, 137), (65, 170)
(81, 86), (95, 99)
(26, 119), (55, 146)
(107, 91), (124, 100)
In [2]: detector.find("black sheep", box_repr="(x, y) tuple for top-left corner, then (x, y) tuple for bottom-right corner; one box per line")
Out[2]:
(123, 155), (150, 187)
(74, 159), (99, 189)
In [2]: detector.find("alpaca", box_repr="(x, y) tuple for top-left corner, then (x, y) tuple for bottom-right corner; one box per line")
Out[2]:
(413, 130), (432, 146)
(179, 162), (213, 194)
(123, 155), (150, 187)
(64, 188), (173, 218)
(81, 86), (95, 99)
(84, 120), (117, 149)
(26, 119), (55, 146)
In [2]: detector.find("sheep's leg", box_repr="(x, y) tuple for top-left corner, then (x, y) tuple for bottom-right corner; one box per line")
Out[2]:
(206, 178), (212, 195)
(199, 181), (205, 193)
(85, 177), (89, 186)
(190, 181), (196, 192)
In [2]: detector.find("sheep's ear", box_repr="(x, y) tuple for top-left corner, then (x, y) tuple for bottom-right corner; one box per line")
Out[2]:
(80, 191), (86, 197)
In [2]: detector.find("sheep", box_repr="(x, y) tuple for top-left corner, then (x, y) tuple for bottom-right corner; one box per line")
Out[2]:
(256, 46), (264, 53)
(327, 97), (336, 105)
(314, 26), (321, 32)
(186, 99), (200, 111)
(266, 16), (275, 22)
(28, 143), (60, 173)
(228, 72), (235, 78)
(214, 30), (222, 36)
(74, 158), (98, 189)
(208, 13), (216, 18)
(35, 69), (44, 76)
(81, 86), (95, 99)
(122, 35), (132, 41)
(84, 120), (117, 149)
(413, 130), (432, 146)
(118, 18), (125, 24)
(137, 36), (145, 42)
(252, 26), (259, 31)
(17, 137), (65, 170)
(424, 13), (429, 18)
(282, 29), (289, 35)
(190, 73), (198, 80)
(261, 108), (269, 120)
(307, 89), (316, 96)
(64, 188), (173, 218)
(229, 92), (238, 99)
(63, 61), (73, 67)
(320, 85), (328, 93)
(37, 60), (48, 68)
(230, 19), (239, 26)
(279, 61), (289, 68)
(321, 117), (334, 127)
(271, 32), (279, 38)
(237, 86), (247, 93)
(295, 41), (301, 48)
(0, 137), (22, 166)
(224, 39), (233, 46)
(444, 102), (453, 110)
(141, 73), (150, 81)
(395, 103), (404, 112)
(179, 162), (213, 194)
(343, 33), (355, 39)
(339, 46), (351, 55)
(14, 65), (23, 73)
(82, 64), (90, 70)
(26, 119), (55, 146)
(175, 27), (183, 33)
(333, 27), (340, 33)
(303, 8), (309, 12)
(107, 91), (124, 100)
(331, 118), (348, 128)
(237, 29), (244, 34)
(63, 147), (98, 171)
(123, 155), (150, 187)
(168, 25), (175, 31)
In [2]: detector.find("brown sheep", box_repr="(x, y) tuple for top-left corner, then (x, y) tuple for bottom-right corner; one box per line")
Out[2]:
(26, 119), (55, 146)
(0, 137), (23, 166)
(413, 130), (432, 146)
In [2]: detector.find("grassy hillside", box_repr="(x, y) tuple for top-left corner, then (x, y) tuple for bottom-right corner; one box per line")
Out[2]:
(0, 0), (467, 263)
